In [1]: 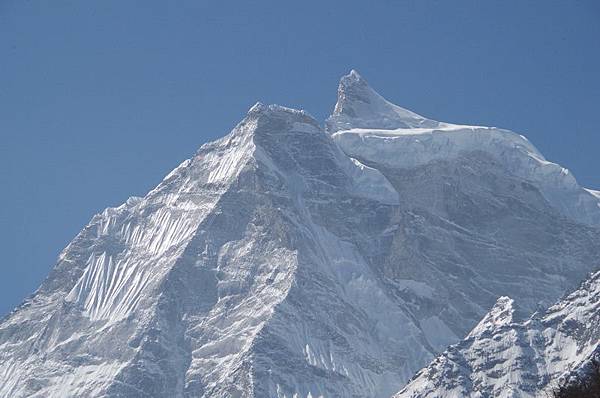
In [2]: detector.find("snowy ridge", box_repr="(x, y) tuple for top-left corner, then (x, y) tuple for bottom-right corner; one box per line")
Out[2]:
(333, 125), (600, 226)
(1, 71), (599, 398)
(395, 271), (600, 398)
(329, 72), (600, 226)
(466, 296), (514, 339)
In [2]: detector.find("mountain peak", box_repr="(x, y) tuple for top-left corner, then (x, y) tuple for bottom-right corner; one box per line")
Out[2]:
(3, 70), (600, 398)
(467, 296), (515, 339)
(245, 102), (319, 128)
(326, 70), (440, 132)
(339, 69), (367, 90)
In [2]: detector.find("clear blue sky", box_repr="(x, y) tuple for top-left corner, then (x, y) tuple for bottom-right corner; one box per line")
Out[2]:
(1, 0), (599, 317)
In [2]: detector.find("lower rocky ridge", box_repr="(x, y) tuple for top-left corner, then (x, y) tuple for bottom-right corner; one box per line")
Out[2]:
(395, 271), (600, 398)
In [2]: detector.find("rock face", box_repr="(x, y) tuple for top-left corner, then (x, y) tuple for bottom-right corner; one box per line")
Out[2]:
(1, 71), (599, 398)
(394, 271), (600, 398)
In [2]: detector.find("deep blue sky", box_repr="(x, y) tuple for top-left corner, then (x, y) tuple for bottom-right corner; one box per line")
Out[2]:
(1, 1), (599, 317)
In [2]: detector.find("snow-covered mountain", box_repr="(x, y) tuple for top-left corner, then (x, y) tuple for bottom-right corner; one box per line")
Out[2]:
(394, 270), (600, 398)
(1, 71), (599, 398)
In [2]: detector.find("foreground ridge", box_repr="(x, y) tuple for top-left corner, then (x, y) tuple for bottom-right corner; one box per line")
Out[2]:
(395, 271), (600, 398)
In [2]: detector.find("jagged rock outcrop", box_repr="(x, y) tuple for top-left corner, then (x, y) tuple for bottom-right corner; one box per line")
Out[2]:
(395, 271), (600, 397)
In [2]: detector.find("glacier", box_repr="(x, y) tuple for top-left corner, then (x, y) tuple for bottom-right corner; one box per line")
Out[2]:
(0, 70), (599, 397)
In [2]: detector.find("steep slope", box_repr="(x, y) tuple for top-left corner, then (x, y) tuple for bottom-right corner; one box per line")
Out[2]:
(0, 102), (425, 398)
(1, 71), (599, 398)
(0, 108), (260, 397)
(395, 271), (600, 398)
(325, 69), (600, 350)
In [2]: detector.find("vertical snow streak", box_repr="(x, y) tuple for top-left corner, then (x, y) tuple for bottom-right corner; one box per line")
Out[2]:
(0, 359), (20, 398)
(64, 124), (257, 323)
(66, 207), (201, 322)
(66, 252), (153, 320)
